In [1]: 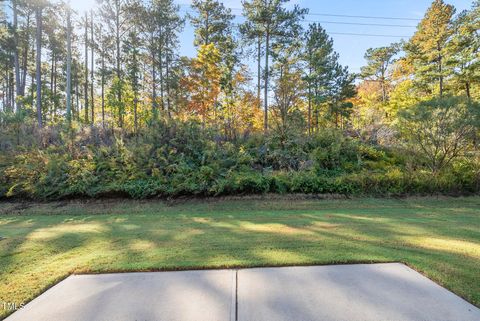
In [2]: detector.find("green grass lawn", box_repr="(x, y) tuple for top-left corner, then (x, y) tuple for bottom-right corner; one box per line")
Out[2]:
(0, 196), (479, 318)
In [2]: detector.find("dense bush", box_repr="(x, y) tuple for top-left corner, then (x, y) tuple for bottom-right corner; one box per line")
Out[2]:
(397, 96), (480, 172)
(0, 119), (479, 200)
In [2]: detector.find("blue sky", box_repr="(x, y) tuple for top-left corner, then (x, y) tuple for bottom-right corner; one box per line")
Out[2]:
(71, 0), (475, 73)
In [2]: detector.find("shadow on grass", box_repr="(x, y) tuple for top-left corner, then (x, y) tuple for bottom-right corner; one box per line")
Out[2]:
(0, 198), (479, 319)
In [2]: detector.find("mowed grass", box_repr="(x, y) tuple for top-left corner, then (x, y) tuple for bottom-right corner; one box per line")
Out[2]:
(0, 197), (479, 318)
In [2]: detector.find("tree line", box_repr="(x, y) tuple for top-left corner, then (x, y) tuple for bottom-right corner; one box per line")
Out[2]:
(1, 0), (477, 137)
(0, 0), (360, 136)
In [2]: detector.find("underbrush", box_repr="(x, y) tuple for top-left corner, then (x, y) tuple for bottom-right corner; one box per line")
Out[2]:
(1, 121), (479, 200)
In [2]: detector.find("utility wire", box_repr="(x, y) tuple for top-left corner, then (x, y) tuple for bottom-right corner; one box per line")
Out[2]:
(178, 4), (422, 22)
(234, 24), (411, 38)
(304, 13), (421, 21)
(179, 9), (417, 28)
(178, 8), (414, 38)
(302, 20), (416, 28)
(329, 32), (409, 38)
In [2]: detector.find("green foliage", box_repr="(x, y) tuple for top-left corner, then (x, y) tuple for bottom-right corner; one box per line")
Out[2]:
(360, 43), (400, 103)
(405, 0), (456, 95)
(1, 118), (479, 200)
(106, 77), (134, 128)
(397, 96), (480, 172)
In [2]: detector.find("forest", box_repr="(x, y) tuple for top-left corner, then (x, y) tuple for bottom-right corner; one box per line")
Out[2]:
(0, 0), (479, 199)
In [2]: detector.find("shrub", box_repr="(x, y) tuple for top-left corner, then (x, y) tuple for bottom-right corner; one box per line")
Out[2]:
(0, 119), (478, 200)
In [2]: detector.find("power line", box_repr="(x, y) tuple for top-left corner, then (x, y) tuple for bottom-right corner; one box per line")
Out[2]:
(305, 13), (421, 21)
(302, 20), (416, 28)
(177, 4), (422, 22)
(179, 9), (417, 28)
(178, 7), (414, 38)
(329, 32), (409, 38)
(230, 24), (411, 38)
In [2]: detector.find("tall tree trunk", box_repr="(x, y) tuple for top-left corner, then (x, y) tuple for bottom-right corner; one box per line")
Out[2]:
(257, 35), (261, 108)
(264, 29), (270, 134)
(8, 71), (13, 111)
(1, 75), (5, 110)
(134, 95), (138, 134)
(438, 44), (443, 97)
(165, 41), (171, 117)
(50, 51), (55, 119)
(66, 5), (72, 122)
(115, 0), (122, 127)
(51, 55), (57, 120)
(381, 81), (387, 103)
(10, 71), (14, 111)
(75, 70), (80, 120)
(204, 13), (209, 46)
(101, 30), (105, 128)
(2, 72), (5, 110)
(465, 82), (471, 100)
(151, 49), (157, 116)
(158, 31), (164, 111)
(90, 10), (94, 124)
(115, 1), (120, 79)
(84, 13), (89, 123)
(30, 68), (34, 100)
(381, 66), (387, 103)
(13, 0), (20, 111)
(5, 67), (10, 110)
(30, 38), (35, 101)
(20, 14), (31, 96)
(35, 6), (43, 128)
(307, 58), (312, 135)
(53, 57), (57, 119)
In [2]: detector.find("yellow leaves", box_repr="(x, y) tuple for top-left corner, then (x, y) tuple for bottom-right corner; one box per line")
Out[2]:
(412, 0), (455, 46)
(180, 44), (222, 124)
(178, 44), (261, 133)
(196, 44), (221, 69)
(387, 79), (421, 120)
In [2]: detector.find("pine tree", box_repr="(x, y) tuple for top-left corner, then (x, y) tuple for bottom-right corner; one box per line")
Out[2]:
(98, 0), (134, 127)
(12, 0), (20, 112)
(34, 1), (44, 127)
(124, 29), (141, 133)
(405, 0), (455, 97)
(190, 0), (234, 49)
(90, 10), (95, 123)
(446, 2), (480, 99)
(360, 43), (400, 104)
(304, 24), (352, 131)
(65, 2), (72, 122)
(241, 0), (307, 133)
(83, 12), (89, 123)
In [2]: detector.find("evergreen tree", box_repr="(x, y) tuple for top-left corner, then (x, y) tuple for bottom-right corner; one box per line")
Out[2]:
(241, 0), (307, 133)
(190, 0), (234, 50)
(98, 0), (135, 127)
(446, 3), (480, 99)
(124, 28), (141, 132)
(65, 1), (72, 122)
(405, 0), (455, 97)
(360, 44), (400, 104)
(190, 0), (237, 125)
(34, 0), (45, 127)
(303, 24), (354, 131)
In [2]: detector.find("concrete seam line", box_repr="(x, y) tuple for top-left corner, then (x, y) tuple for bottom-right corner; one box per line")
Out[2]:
(235, 269), (239, 321)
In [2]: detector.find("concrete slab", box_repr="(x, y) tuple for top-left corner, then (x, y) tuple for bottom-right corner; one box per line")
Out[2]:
(238, 263), (480, 321)
(6, 270), (236, 321)
(6, 263), (480, 321)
